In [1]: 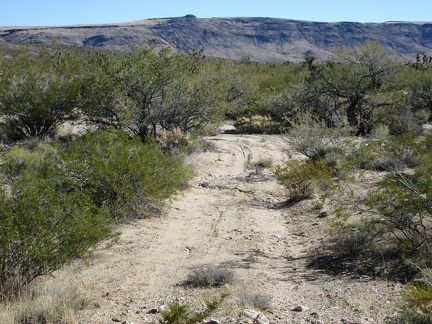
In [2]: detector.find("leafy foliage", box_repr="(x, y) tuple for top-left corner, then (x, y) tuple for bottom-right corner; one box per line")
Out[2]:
(274, 160), (333, 201)
(60, 128), (192, 220)
(0, 129), (191, 297)
(0, 48), (84, 138)
(0, 170), (114, 297)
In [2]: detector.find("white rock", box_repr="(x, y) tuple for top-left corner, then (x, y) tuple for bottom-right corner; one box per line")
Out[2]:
(243, 309), (269, 324)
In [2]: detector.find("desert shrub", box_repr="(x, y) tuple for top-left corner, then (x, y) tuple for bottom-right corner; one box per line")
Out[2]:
(237, 293), (272, 311)
(330, 228), (374, 258)
(274, 160), (333, 201)
(285, 113), (352, 163)
(0, 174), (114, 298)
(371, 104), (423, 135)
(0, 48), (83, 138)
(159, 293), (228, 324)
(371, 124), (390, 141)
(3, 141), (59, 176)
(0, 129), (192, 297)
(367, 162), (432, 260)
(186, 265), (235, 287)
(347, 140), (388, 170)
(348, 134), (420, 171)
(61, 129), (192, 219)
(234, 115), (279, 134)
(159, 127), (193, 153)
(401, 283), (432, 317)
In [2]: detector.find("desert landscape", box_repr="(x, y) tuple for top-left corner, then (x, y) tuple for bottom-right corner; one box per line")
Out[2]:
(48, 127), (405, 324)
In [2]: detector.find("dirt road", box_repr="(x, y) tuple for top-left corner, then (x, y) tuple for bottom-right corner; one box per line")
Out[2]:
(53, 132), (403, 323)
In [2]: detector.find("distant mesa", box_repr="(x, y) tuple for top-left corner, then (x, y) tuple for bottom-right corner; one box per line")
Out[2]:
(0, 16), (431, 62)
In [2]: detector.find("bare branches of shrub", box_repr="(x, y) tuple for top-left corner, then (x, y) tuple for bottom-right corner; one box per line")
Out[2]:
(285, 113), (352, 163)
(186, 265), (235, 287)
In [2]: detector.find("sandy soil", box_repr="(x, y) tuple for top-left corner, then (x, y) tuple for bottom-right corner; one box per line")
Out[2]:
(51, 131), (405, 324)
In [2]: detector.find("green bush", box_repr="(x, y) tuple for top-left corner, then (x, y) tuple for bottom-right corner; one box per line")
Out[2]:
(274, 160), (333, 201)
(61, 129), (192, 220)
(348, 134), (420, 171)
(3, 141), (59, 176)
(0, 129), (192, 297)
(399, 282), (432, 315)
(0, 174), (114, 298)
(388, 311), (432, 324)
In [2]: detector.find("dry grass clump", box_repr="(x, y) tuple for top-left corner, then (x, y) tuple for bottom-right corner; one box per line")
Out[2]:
(186, 265), (235, 287)
(237, 292), (272, 311)
(0, 280), (95, 324)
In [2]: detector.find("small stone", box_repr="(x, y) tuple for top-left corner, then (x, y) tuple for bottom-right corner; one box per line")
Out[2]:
(243, 309), (269, 324)
(292, 305), (309, 312)
(147, 308), (159, 314)
(319, 211), (329, 218)
(111, 318), (122, 323)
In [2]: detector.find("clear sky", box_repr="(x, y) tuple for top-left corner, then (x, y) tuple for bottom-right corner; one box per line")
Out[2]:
(1, 0), (431, 27)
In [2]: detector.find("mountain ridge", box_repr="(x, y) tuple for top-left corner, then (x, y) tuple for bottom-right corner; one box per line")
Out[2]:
(1, 16), (432, 62)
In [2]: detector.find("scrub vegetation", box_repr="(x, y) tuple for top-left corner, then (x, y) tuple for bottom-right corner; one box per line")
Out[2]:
(1, 40), (432, 321)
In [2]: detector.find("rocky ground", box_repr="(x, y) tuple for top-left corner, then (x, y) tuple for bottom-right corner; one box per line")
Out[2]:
(51, 130), (405, 323)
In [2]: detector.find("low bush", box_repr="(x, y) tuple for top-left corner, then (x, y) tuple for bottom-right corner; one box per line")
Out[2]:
(0, 281), (93, 324)
(330, 228), (374, 258)
(237, 293), (272, 311)
(61, 129), (192, 220)
(400, 282), (432, 315)
(186, 265), (235, 287)
(234, 115), (279, 134)
(0, 174), (114, 298)
(274, 159), (333, 201)
(388, 311), (432, 324)
(159, 293), (229, 324)
(285, 113), (351, 163)
(159, 127), (193, 153)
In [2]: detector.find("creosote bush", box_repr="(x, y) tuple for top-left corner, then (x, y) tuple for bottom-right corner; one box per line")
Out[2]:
(61, 128), (192, 220)
(0, 128), (192, 297)
(274, 159), (333, 201)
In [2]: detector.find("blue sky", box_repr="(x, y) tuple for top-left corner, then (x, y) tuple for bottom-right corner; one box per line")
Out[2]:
(1, 0), (431, 26)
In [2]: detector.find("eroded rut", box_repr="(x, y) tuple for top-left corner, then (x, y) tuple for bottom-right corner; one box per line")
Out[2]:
(52, 133), (403, 323)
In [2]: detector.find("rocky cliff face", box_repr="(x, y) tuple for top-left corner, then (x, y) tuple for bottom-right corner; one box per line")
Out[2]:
(1, 16), (431, 62)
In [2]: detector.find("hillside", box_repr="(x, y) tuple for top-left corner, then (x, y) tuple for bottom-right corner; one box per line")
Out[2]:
(1, 16), (432, 62)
